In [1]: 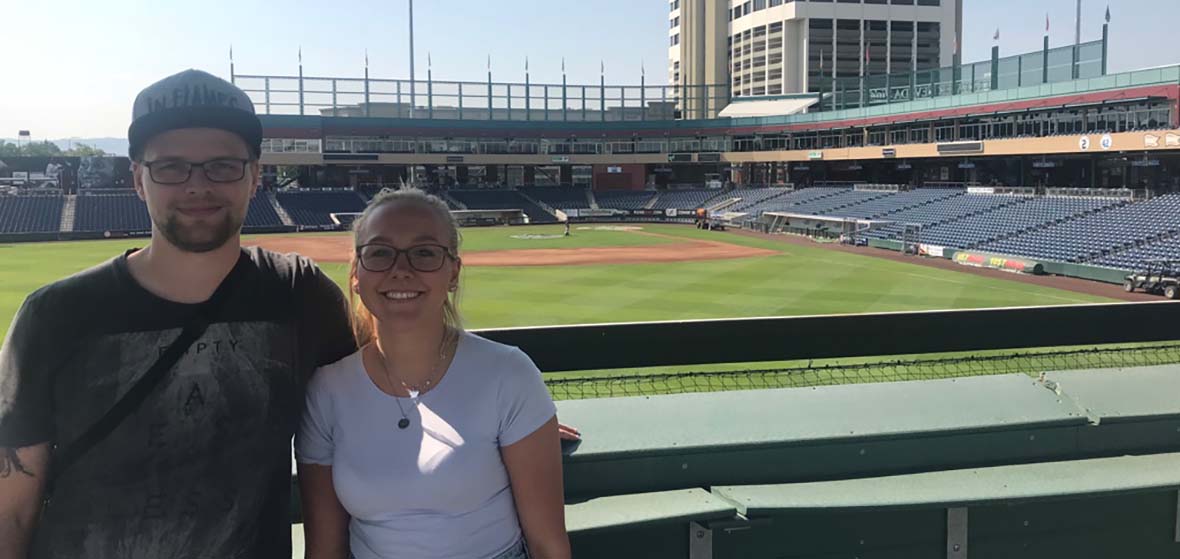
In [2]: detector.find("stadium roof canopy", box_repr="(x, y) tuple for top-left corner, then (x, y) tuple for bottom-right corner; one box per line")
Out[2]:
(718, 94), (820, 118)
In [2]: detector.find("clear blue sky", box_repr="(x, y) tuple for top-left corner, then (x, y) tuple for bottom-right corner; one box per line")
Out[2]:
(2, 0), (1174, 139)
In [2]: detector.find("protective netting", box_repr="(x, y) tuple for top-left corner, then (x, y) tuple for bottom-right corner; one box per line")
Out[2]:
(545, 343), (1180, 401)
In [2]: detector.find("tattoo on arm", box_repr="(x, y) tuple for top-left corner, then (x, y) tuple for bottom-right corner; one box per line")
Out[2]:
(0, 448), (33, 478)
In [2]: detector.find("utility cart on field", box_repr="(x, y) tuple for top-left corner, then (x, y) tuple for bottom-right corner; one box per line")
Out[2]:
(1124, 260), (1180, 299)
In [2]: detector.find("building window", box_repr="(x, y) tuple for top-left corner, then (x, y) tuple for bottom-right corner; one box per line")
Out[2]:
(917, 0), (940, 4)
(670, 34), (679, 46)
(770, 0), (784, 6)
(670, 16), (679, 28)
(743, 2), (751, 16)
(753, 0), (766, 10)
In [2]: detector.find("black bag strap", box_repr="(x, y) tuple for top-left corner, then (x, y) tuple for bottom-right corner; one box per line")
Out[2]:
(49, 262), (241, 488)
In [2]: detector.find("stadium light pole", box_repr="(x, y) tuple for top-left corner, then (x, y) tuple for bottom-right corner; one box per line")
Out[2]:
(1073, 0), (1082, 79)
(409, 0), (416, 119)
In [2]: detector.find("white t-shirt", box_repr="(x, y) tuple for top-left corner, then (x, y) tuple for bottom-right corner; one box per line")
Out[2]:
(295, 332), (557, 559)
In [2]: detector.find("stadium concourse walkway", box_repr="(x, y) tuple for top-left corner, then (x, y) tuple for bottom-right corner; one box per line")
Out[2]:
(292, 363), (1180, 558)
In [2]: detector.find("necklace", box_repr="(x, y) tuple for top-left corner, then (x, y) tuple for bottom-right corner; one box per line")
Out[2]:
(377, 328), (455, 429)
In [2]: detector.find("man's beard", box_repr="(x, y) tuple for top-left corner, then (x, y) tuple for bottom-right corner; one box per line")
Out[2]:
(158, 206), (243, 253)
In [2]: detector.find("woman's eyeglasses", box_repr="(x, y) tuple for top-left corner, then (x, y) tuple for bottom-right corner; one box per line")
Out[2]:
(356, 243), (453, 273)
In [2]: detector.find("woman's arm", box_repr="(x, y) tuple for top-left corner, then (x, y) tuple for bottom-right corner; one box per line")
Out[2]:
(297, 463), (350, 559)
(501, 416), (570, 559)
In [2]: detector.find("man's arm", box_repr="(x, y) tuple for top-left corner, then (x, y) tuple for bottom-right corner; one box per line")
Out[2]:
(296, 463), (349, 559)
(0, 443), (49, 559)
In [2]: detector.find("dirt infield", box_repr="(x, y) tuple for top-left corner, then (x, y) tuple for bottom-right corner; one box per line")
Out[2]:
(246, 235), (776, 267)
(730, 229), (1154, 302)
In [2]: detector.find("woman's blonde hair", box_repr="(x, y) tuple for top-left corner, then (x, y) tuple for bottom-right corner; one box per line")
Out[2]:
(348, 187), (464, 346)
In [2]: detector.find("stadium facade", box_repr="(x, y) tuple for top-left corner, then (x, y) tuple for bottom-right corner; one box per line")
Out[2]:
(669, 0), (962, 117)
(1, 20), (1178, 278)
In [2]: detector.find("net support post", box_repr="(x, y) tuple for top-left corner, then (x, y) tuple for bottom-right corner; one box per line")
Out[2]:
(1174, 490), (1180, 543)
(689, 521), (712, 559)
(947, 507), (968, 559)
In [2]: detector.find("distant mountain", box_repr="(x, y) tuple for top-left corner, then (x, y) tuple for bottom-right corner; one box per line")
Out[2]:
(0, 137), (128, 155)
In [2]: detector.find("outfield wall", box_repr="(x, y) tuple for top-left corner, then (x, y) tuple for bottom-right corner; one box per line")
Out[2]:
(866, 238), (1129, 284)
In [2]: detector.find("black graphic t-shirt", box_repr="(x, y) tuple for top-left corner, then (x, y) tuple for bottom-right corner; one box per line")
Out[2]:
(0, 247), (357, 559)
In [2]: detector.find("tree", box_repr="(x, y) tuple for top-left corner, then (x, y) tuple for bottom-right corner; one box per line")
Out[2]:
(19, 141), (62, 157)
(63, 143), (106, 157)
(0, 141), (63, 157)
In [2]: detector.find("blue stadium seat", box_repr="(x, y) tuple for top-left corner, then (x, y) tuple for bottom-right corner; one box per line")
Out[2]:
(447, 189), (558, 223)
(0, 194), (63, 233)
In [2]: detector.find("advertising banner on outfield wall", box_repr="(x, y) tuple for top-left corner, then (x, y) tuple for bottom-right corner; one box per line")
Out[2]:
(918, 244), (945, 258)
(578, 209), (629, 218)
(953, 251), (1044, 275)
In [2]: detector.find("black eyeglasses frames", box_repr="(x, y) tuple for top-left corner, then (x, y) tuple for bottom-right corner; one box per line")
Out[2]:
(141, 158), (252, 185)
(356, 243), (455, 273)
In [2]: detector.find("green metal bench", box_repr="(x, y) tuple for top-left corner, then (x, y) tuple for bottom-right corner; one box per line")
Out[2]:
(556, 374), (1088, 498)
(708, 453), (1180, 558)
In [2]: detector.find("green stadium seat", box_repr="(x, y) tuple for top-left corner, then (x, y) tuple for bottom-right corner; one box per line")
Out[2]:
(712, 452), (1180, 514)
(566, 488), (737, 535)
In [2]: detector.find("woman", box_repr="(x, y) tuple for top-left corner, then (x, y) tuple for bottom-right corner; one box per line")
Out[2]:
(296, 188), (571, 559)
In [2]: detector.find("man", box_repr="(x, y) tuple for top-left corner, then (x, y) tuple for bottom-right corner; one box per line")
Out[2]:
(0, 69), (580, 559)
(0, 69), (357, 559)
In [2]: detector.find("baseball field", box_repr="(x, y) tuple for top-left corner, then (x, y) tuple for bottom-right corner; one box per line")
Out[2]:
(0, 223), (1125, 344)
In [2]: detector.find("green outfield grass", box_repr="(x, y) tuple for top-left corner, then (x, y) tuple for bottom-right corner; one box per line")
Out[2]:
(0, 224), (1115, 343)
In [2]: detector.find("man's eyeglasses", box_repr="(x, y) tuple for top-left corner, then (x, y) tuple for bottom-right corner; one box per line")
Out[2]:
(356, 243), (454, 273)
(142, 158), (250, 185)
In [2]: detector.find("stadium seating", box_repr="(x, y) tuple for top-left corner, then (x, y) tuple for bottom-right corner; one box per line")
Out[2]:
(595, 190), (657, 210)
(1092, 235), (1180, 270)
(728, 187), (794, 213)
(447, 189), (558, 223)
(917, 196), (1125, 249)
(650, 189), (726, 210)
(75, 192), (151, 232)
(244, 196), (285, 228)
(979, 193), (1180, 263)
(833, 188), (964, 219)
(740, 187), (850, 215)
(0, 195), (63, 233)
(276, 190), (367, 227)
(860, 193), (1023, 240)
(73, 192), (286, 232)
(519, 187), (591, 210)
(774, 190), (891, 217)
